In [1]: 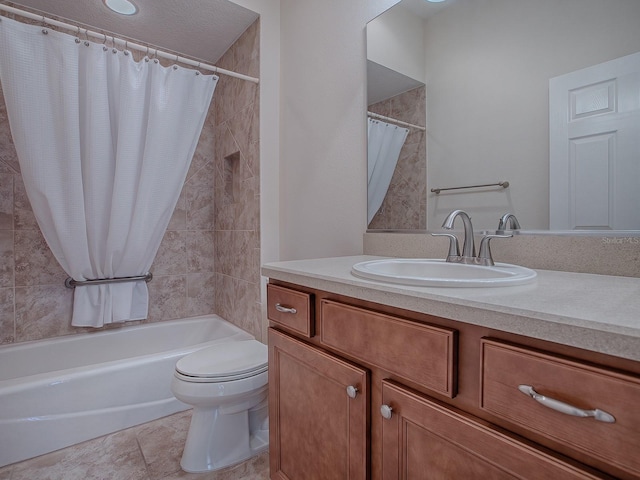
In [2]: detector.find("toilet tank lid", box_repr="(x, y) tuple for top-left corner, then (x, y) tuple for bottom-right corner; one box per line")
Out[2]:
(176, 340), (268, 378)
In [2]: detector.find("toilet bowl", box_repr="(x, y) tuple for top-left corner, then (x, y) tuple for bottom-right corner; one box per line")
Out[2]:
(170, 340), (269, 473)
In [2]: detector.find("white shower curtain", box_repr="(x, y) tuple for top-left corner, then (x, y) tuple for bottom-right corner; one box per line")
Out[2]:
(367, 118), (409, 224)
(0, 17), (217, 327)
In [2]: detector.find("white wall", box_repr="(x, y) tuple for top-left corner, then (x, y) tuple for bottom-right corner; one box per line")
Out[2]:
(367, 3), (425, 84)
(279, 0), (399, 260)
(424, 0), (640, 231)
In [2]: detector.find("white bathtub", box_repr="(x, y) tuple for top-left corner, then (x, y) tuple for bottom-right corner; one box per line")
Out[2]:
(0, 315), (254, 467)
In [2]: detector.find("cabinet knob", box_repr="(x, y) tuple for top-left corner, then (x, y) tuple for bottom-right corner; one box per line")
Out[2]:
(346, 385), (358, 399)
(380, 404), (393, 419)
(275, 303), (297, 314)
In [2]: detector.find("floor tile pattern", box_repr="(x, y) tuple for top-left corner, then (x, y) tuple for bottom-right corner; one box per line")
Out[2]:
(0, 411), (269, 480)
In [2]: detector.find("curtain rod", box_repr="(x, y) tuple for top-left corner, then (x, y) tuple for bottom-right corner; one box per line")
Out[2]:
(367, 111), (426, 131)
(0, 3), (259, 84)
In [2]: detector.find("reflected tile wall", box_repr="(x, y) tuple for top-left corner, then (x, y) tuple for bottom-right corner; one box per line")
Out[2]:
(0, 19), (261, 344)
(368, 86), (426, 230)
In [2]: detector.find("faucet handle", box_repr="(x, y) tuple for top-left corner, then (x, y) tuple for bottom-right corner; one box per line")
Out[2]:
(431, 233), (460, 261)
(478, 234), (512, 266)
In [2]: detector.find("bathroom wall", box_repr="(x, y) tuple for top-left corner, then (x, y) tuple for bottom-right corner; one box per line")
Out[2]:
(278, 0), (399, 260)
(0, 19), (261, 345)
(368, 85), (426, 230)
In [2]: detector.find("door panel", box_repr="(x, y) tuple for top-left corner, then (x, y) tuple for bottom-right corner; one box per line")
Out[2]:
(550, 51), (640, 230)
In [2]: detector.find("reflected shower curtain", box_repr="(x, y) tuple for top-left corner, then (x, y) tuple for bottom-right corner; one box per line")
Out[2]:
(0, 17), (217, 327)
(367, 118), (409, 224)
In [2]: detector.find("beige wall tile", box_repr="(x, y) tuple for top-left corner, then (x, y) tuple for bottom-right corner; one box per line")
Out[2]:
(0, 165), (12, 230)
(14, 284), (74, 342)
(147, 275), (187, 322)
(186, 273), (216, 317)
(14, 230), (66, 287)
(0, 287), (14, 344)
(187, 231), (215, 273)
(13, 176), (37, 230)
(0, 230), (13, 289)
(155, 231), (188, 276)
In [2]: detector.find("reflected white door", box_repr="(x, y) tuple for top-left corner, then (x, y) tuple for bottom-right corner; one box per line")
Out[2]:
(549, 51), (640, 230)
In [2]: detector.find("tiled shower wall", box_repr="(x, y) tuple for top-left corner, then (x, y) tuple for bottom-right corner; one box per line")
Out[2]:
(367, 86), (426, 230)
(212, 21), (261, 339)
(0, 19), (261, 345)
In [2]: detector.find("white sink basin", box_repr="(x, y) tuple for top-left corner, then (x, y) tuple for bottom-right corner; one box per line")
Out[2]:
(351, 258), (537, 287)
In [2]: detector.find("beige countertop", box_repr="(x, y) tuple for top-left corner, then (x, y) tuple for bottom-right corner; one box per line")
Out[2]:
(262, 255), (640, 362)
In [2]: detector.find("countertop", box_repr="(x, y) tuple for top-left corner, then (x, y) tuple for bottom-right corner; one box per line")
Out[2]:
(262, 255), (640, 362)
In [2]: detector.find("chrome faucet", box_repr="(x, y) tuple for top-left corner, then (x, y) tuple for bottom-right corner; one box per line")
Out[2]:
(432, 209), (512, 266)
(441, 209), (476, 259)
(497, 213), (521, 233)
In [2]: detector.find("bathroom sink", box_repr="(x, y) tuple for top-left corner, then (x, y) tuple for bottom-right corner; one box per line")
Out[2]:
(351, 258), (537, 287)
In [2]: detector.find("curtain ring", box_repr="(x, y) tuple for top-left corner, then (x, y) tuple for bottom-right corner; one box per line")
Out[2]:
(102, 33), (108, 51)
(144, 45), (150, 62)
(124, 40), (129, 55)
(195, 62), (201, 75)
(75, 26), (81, 44)
(41, 16), (48, 35)
(173, 54), (179, 70)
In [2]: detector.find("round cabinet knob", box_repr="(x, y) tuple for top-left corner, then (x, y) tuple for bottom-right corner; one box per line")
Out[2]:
(346, 385), (358, 399)
(380, 404), (393, 419)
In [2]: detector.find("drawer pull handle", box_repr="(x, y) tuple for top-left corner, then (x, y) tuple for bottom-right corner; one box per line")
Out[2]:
(275, 303), (297, 314)
(380, 404), (393, 420)
(518, 385), (615, 423)
(346, 386), (358, 399)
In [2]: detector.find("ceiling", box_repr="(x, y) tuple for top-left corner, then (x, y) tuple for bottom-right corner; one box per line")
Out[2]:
(2, 0), (259, 65)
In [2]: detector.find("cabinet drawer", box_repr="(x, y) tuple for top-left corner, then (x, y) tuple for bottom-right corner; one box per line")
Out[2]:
(267, 284), (313, 337)
(480, 338), (640, 479)
(381, 380), (607, 479)
(320, 300), (457, 398)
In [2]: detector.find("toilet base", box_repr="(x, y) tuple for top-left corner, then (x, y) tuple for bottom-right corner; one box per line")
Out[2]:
(179, 397), (269, 473)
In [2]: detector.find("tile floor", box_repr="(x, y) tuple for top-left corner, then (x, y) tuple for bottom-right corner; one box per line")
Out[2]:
(0, 410), (269, 480)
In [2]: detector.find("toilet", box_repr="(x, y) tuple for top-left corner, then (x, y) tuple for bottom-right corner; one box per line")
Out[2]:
(170, 340), (269, 473)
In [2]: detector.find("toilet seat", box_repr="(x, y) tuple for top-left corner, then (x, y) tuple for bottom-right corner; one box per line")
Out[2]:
(175, 340), (268, 383)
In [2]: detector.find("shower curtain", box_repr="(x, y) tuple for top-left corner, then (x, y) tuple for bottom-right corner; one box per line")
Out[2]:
(367, 118), (409, 224)
(0, 17), (217, 327)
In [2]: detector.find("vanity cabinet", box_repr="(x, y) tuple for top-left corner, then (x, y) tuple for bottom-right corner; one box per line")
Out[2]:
(380, 380), (603, 480)
(268, 328), (368, 479)
(266, 282), (638, 480)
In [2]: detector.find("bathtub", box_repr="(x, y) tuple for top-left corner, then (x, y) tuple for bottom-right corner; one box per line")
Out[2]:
(0, 315), (254, 467)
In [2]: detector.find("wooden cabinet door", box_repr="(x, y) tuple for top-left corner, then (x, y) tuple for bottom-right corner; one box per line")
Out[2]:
(380, 380), (608, 480)
(269, 328), (369, 480)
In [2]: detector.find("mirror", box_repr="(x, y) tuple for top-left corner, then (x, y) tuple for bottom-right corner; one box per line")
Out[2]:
(366, 0), (640, 232)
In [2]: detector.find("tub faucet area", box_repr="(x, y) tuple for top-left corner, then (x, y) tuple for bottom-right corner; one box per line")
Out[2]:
(433, 210), (512, 266)
(497, 213), (521, 233)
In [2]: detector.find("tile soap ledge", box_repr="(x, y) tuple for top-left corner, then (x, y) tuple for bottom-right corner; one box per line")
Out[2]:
(262, 255), (640, 362)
